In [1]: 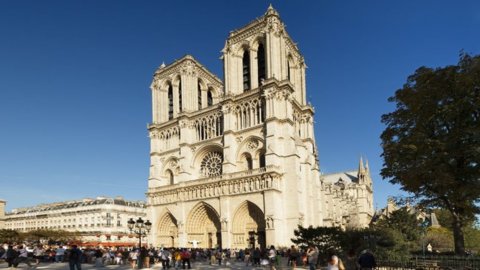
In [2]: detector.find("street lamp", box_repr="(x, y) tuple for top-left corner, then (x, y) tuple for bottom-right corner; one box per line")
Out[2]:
(127, 217), (152, 269)
(127, 217), (152, 248)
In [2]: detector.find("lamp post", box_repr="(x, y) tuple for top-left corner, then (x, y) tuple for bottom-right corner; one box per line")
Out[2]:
(127, 217), (152, 269)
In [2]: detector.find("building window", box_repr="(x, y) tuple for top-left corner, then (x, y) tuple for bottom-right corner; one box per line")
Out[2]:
(259, 153), (266, 168)
(258, 43), (266, 84)
(246, 155), (253, 170)
(287, 58), (291, 81)
(200, 152), (223, 177)
(198, 80), (203, 110)
(243, 50), (251, 91)
(207, 90), (213, 106)
(167, 169), (174, 185)
(178, 78), (182, 112)
(168, 83), (174, 120)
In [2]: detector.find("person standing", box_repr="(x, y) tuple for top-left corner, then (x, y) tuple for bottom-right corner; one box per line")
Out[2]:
(358, 250), (376, 270)
(33, 244), (44, 266)
(69, 245), (83, 270)
(181, 248), (191, 269)
(5, 245), (18, 268)
(56, 245), (66, 263)
(326, 255), (345, 270)
(268, 245), (277, 270)
(306, 245), (319, 270)
(129, 249), (138, 269)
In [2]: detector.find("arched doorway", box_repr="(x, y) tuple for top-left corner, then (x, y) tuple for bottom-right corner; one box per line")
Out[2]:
(186, 202), (222, 249)
(231, 201), (266, 249)
(156, 211), (178, 248)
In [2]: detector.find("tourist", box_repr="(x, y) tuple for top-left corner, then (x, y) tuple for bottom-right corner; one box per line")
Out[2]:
(5, 245), (18, 268)
(56, 245), (66, 262)
(14, 245), (34, 268)
(181, 248), (191, 269)
(290, 245), (299, 267)
(344, 249), (358, 270)
(306, 245), (319, 270)
(68, 245), (83, 270)
(326, 254), (345, 270)
(33, 244), (44, 265)
(358, 249), (376, 270)
(268, 245), (277, 270)
(129, 249), (138, 269)
(252, 247), (261, 266)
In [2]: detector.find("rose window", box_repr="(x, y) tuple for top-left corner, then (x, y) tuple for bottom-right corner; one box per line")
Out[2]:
(200, 152), (223, 177)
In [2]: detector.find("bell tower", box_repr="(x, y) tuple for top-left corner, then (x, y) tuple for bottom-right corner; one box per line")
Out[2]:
(221, 5), (307, 105)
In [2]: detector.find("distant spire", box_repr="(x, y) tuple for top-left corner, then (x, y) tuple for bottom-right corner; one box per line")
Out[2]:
(358, 156), (365, 173)
(365, 158), (370, 172)
(265, 4), (279, 16)
(160, 62), (166, 69)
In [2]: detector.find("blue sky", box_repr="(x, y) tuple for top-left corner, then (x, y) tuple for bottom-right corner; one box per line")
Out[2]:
(1, 1), (479, 211)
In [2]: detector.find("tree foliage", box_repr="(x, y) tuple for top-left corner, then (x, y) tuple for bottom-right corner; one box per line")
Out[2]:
(0, 229), (22, 243)
(380, 53), (480, 255)
(291, 225), (344, 255)
(375, 208), (421, 242)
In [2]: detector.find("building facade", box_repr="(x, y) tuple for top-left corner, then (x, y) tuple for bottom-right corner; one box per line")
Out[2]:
(4, 197), (146, 245)
(0, 199), (6, 229)
(146, 6), (374, 249)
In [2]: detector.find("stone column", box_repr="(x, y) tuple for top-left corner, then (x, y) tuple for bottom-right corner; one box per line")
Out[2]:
(250, 48), (258, 89)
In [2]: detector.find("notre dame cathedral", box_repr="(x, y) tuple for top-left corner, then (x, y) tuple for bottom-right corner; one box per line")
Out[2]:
(146, 5), (374, 249)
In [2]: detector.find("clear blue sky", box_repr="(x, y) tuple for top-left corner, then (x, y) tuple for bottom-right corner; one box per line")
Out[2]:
(1, 1), (479, 211)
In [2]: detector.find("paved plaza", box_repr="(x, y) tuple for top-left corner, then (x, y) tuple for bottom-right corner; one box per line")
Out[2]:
(0, 259), (311, 270)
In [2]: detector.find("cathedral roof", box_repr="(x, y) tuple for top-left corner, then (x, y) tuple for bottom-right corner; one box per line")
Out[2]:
(321, 170), (359, 184)
(152, 55), (222, 89)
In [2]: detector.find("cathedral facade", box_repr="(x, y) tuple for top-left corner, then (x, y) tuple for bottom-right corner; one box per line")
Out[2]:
(146, 6), (373, 249)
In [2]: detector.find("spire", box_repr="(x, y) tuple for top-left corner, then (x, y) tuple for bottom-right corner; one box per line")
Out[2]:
(159, 62), (166, 69)
(265, 4), (279, 16)
(365, 159), (370, 173)
(358, 156), (365, 174)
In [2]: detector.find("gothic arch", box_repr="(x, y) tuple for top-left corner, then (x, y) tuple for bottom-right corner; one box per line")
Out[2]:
(235, 135), (264, 161)
(239, 152), (253, 171)
(156, 210), (178, 247)
(250, 35), (266, 51)
(186, 202), (222, 248)
(192, 144), (224, 178)
(192, 144), (223, 167)
(162, 156), (180, 175)
(231, 201), (266, 249)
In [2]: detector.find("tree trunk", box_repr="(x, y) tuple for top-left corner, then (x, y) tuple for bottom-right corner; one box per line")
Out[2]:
(452, 216), (465, 256)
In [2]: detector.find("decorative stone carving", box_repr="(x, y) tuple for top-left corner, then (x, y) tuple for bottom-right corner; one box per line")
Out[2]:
(266, 216), (274, 229)
(180, 60), (198, 76)
(267, 16), (283, 37)
(236, 136), (243, 143)
(247, 139), (258, 150)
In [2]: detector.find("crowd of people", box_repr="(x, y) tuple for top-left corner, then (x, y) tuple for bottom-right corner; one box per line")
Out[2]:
(0, 242), (376, 270)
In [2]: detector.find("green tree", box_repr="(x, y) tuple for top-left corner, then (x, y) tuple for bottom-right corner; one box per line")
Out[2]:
(0, 229), (22, 243)
(380, 53), (480, 255)
(372, 208), (422, 257)
(291, 225), (344, 260)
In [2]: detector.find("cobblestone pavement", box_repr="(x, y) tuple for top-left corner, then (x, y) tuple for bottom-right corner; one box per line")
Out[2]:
(0, 259), (312, 270)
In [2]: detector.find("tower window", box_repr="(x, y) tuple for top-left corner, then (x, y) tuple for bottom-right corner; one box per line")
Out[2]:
(287, 58), (291, 81)
(168, 83), (173, 120)
(178, 79), (182, 112)
(243, 50), (251, 91)
(167, 169), (174, 185)
(198, 81), (202, 110)
(259, 153), (266, 168)
(258, 43), (266, 84)
(207, 90), (213, 106)
(246, 155), (253, 170)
